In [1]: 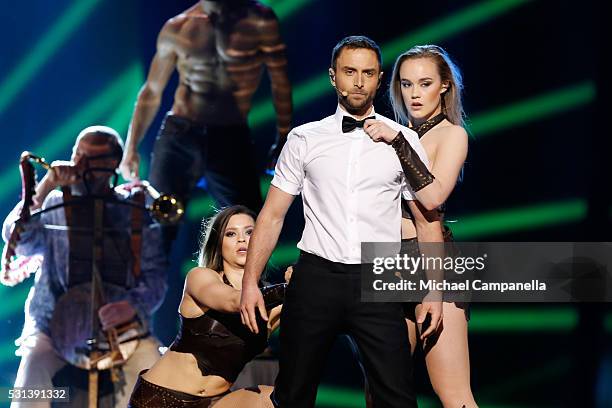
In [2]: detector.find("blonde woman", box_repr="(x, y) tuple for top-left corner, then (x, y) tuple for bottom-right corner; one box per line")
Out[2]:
(363, 44), (476, 407)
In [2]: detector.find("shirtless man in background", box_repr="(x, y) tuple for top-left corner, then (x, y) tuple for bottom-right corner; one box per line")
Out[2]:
(120, 0), (292, 249)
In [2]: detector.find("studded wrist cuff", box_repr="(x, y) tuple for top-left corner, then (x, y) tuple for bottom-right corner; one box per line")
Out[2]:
(391, 131), (434, 192)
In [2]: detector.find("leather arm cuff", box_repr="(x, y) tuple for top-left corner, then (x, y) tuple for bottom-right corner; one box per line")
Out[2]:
(391, 131), (434, 192)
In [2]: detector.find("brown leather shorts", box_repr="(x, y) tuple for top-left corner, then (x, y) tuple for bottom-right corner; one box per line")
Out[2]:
(128, 371), (230, 408)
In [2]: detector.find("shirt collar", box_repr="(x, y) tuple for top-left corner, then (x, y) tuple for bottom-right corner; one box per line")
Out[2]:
(334, 104), (377, 128)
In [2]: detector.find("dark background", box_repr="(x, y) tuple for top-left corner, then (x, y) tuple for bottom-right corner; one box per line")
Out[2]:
(0, 0), (610, 406)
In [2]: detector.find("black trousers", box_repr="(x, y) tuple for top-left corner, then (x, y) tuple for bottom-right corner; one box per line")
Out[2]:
(149, 113), (263, 251)
(272, 252), (417, 408)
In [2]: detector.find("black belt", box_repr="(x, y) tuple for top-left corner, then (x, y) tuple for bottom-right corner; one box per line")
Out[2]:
(298, 251), (365, 274)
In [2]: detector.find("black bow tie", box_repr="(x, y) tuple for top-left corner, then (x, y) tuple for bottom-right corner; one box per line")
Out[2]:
(342, 115), (375, 133)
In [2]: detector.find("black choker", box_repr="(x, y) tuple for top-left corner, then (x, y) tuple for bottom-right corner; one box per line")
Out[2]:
(410, 113), (446, 138)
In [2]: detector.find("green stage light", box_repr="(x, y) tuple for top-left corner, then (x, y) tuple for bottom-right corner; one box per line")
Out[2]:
(249, 72), (328, 128)
(469, 307), (578, 332)
(259, 0), (312, 20)
(105, 92), (138, 142)
(383, 0), (532, 58)
(261, 175), (273, 198)
(314, 384), (556, 408)
(314, 386), (367, 408)
(105, 86), (149, 183)
(0, 340), (19, 366)
(186, 196), (217, 221)
(0, 63), (144, 204)
(451, 199), (587, 240)
(182, 259), (197, 277)
(0, 284), (30, 320)
(0, 0), (103, 116)
(470, 82), (595, 137)
(269, 244), (300, 266)
(605, 312), (612, 334)
(315, 387), (442, 408)
(183, 198), (588, 267)
(250, 0), (532, 128)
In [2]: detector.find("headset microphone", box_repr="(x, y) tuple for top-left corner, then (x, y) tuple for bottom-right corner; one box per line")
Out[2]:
(330, 72), (349, 97)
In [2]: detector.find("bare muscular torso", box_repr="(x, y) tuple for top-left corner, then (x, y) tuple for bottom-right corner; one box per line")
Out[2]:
(163, 4), (281, 125)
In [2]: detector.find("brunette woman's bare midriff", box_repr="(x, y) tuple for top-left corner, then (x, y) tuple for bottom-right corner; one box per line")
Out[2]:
(142, 292), (230, 397)
(142, 349), (231, 397)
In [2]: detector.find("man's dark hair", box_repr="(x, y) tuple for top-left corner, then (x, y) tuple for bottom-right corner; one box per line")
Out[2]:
(331, 36), (382, 70)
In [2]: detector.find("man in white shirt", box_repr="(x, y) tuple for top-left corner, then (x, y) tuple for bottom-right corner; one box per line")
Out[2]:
(240, 36), (441, 408)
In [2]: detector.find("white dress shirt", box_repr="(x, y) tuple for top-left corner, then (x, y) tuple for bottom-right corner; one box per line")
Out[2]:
(272, 105), (429, 264)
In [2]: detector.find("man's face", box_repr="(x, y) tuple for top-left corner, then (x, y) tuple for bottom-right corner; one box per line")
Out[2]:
(330, 48), (382, 115)
(71, 134), (118, 186)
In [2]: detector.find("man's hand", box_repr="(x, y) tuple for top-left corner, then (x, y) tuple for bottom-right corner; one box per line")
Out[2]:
(240, 283), (268, 334)
(32, 161), (78, 208)
(364, 120), (400, 143)
(98, 300), (137, 331)
(416, 299), (443, 341)
(119, 150), (140, 181)
(47, 160), (80, 187)
(284, 265), (293, 283)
